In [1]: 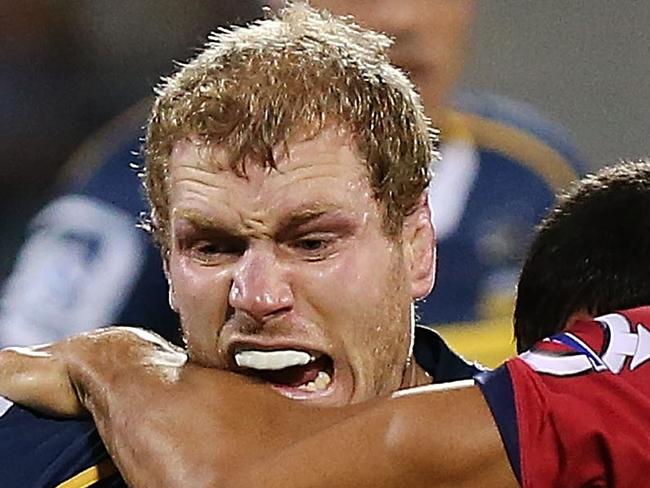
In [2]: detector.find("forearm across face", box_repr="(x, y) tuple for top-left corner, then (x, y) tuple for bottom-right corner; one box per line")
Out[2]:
(0, 329), (357, 486)
(76, 349), (516, 488)
(73, 353), (359, 487)
(230, 385), (517, 488)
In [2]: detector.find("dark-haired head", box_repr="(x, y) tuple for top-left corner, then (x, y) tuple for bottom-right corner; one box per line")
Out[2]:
(514, 159), (650, 352)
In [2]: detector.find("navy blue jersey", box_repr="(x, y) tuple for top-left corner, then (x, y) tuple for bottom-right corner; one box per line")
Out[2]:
(413, 325), (484, 381)
(0, 330), (479, 487)
(0, 397), (124, 487)
(421, 92), (586, 325)
(0, 101), (180, 346)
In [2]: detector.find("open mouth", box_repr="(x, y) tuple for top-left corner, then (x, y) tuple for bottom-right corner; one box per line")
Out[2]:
(234, 349), (335, 394)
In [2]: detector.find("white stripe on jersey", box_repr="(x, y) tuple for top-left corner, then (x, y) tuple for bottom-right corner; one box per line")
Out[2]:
(429, 139), (479, 241)
(0, 396), (13, 418)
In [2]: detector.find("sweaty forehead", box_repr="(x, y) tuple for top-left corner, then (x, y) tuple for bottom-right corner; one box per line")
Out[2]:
(169, 126), (368, 183)
(167, 126), (376, 227)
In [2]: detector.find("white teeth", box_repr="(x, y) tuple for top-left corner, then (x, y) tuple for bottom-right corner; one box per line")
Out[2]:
(234, 349), (313, 370)
(297, 371), (332, 392)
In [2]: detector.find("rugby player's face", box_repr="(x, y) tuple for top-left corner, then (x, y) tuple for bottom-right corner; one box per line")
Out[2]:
(166, 127), (434, 406)
(310, 0), (475, 118)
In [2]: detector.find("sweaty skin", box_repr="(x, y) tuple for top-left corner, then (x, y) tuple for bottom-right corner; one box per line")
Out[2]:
(166, 127), (434, 406)
(0, 330), (517, 488)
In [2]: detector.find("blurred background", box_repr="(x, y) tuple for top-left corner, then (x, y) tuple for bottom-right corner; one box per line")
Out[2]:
(0, 0), (263, 277)
(0, 0), (648, 362)
(466, 0), (650, 167)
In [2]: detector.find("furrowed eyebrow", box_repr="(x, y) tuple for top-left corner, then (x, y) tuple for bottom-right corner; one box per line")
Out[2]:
(174, 205), (351, 240)
(279, 209), (331, 229)
(173, 210), (228, 233)
(275, 206), (352, 237)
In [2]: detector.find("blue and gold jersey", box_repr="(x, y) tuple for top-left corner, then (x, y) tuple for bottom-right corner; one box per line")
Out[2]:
(420, 92), (587, 366)
(0, 397), (123, 487)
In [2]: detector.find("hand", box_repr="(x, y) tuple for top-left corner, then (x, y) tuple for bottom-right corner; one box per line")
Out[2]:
(0, 327), (187, 417)
(0, 342), (82, 416)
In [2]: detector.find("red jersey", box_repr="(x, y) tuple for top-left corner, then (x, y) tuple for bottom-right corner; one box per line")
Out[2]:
(477, 306), (650, 487)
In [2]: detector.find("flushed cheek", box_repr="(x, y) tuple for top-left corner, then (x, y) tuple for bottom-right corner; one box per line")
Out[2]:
(296, 245), (408, 400)
(318, 236), (393, 298)
(297, 246), (388, 325)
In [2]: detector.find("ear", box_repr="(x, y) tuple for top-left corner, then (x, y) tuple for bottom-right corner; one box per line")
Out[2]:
(401, 193), (436, 300)
(163, 256), (179, 313)
(564, 309), (593, 330)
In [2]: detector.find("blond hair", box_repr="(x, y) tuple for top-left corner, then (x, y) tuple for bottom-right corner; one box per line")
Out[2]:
(144, 2), (438, 254)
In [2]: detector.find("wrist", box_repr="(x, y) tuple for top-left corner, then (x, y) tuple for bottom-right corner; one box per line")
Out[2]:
(63, 327), (188, 415)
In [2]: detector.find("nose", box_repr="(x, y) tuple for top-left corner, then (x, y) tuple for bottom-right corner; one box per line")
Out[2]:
(228, 245), (294, 322)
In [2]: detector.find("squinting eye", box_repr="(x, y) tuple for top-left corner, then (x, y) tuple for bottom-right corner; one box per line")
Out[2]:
(290, 234), (339, 260)
(194, 243), (221, 255)
(296, 239), (326, 251)
(188, 239), (246, 263)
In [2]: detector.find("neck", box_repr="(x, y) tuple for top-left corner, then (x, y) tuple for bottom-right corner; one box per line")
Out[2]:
(400, 357), (432, 389)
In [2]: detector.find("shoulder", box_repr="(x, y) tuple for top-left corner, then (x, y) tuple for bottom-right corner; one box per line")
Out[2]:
(56, 99), (152, 216)
(0, 399), (121, 487)
(448, 91), (587, 191)
(516, 305), (650, 378)
(480, 306), (650, 486)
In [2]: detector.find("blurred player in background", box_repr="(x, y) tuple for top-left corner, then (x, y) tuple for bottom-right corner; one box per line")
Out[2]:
(309, 0), (587, 365)
(0, 3), (265, 347)
(0, 101), (182, 344)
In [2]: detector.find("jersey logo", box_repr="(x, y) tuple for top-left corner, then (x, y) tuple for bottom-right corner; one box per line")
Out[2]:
(0, 195), (144, 345)
(520, 312), (650, 376)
